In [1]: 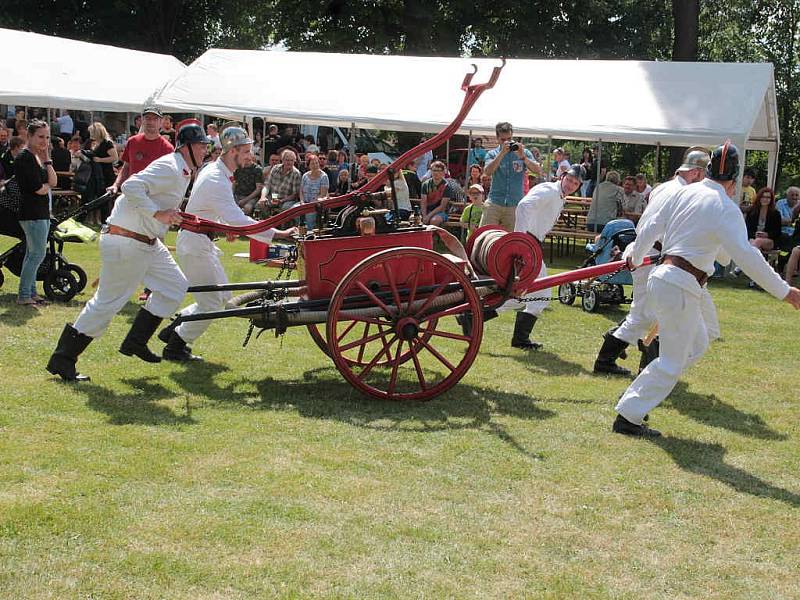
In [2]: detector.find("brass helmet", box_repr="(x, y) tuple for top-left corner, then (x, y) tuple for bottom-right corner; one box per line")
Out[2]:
(678, 146), (711, 171)
(220, 126), (253, 152)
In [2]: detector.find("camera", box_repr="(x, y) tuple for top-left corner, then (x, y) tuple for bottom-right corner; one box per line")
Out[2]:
(508, 141), (519, 151)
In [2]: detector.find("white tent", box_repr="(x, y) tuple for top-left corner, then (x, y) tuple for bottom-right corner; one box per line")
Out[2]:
(152, 50), (780, 185)
(0, 28), (185, 113)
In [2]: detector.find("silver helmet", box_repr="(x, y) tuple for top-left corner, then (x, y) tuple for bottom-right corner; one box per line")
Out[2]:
(679, 147), (711, 171)
(220, 126), (253, 152)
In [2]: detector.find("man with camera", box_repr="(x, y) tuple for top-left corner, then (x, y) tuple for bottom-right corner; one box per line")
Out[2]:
(479, 122), (540, 231)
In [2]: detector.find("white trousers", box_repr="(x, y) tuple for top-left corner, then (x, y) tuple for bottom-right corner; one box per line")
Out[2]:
(614, 264), (720, 346)
(615, 277), (709, 424)
(499, 261), (550, 316)
(74, 234), (187, 338)
(174, 249), (232, 344)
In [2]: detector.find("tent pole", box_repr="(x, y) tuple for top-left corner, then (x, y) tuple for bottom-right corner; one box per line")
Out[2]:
(262, 118), (266, 164)
(349, 122), (356, 167)
(767, 144), (778, 189)
(446, 137), (450, 170)
(655, 143), (661, 182)
(735, 139), (746, 204)
(596, 140), (602, 188)
(546, 136), (552, 180)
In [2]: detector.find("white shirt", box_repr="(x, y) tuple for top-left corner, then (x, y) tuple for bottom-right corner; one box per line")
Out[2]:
(109, 152), (192, 239)
(629, 178), (790, 299)
(514, 181), (565, 242)
(177, 157), (275, 256)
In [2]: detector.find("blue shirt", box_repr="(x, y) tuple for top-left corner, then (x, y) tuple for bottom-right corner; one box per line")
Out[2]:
(467, 147), (487, 168)
(776, 198), (796, 237)
(485, 145), (534, 207)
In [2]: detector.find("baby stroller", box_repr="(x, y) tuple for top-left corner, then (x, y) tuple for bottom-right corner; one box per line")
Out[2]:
(0, 192), (113, 302)
(558, 218), (636, 312)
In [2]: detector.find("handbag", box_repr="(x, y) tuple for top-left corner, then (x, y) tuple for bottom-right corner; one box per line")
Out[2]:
(0, 176), (22, 214)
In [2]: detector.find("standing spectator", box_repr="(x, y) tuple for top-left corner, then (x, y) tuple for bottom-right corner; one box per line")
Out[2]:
(579, 147), (594, 197)
(336, 149), (349, 174)
(160, 115), (176, 146)
(252, 129), (263, 163)
(323, 150), (341, 192)
(480, 173), (492, 197)
(85, 122), (119, 223)
(587, 171), (623, 232)
(744, 187), (782, 253)
(420, 160), (455, 226)
(206, 123), (221, 149)
(299, 154), (328, 229)
(6, 108), (25, 131)
(56, 110), (74, 144)
(620, 175), (646, 219)
(264, 124), (280, 158)
(776, 186), (800, 239)
(467, 137), (487, 168)
(479, 122), (539, 231)
(303, 135), (320, 155)
(234, 152), (265, 216)
(351, 154), (369, 188)
(15, 120), (56, 306)
(51, 137), (72, 189)
(0, 127), (9, 156)
(129, 114), (142, 136)
(15, 120), (28, 144)
(260, 148), (301, 211)
(0, 129), (19, 178)
(110, 107), (174, 193)
(739, 167), (757, 211)
(460, 183), (484, 236)
(416, 136), (433, 181)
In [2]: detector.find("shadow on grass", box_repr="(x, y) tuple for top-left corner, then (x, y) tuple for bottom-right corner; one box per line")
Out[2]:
(485, 349), (591, 377)
(665, 382), (786, 441)
(0, 292), (40, 326)
(77, 376), (195, 426)
(170, 362), (555, 460)
(652, 436), (800, 507)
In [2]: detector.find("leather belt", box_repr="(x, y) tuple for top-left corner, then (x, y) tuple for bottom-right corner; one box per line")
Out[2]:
(101, 224), (156, 246)
(661, 254), (708, 286)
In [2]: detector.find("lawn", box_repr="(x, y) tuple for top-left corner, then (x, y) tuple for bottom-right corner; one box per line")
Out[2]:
(1, 234), (798, 599)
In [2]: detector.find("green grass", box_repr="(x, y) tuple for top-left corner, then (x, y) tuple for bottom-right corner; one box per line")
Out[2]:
(1, 234), (799, 599)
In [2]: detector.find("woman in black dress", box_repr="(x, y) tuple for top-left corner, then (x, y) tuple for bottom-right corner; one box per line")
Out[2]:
(86, 122), (118, 223)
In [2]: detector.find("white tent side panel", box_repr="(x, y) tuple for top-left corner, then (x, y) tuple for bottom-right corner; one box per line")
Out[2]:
(0, 28), (185, 113)
(153, 50), (778, 151)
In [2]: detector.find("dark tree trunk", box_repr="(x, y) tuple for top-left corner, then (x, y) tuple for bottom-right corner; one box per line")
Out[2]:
(668, 0), (701, 176)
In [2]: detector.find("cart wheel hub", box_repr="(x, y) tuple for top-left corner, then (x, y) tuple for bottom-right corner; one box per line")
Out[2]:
(396, 317), (419, 341)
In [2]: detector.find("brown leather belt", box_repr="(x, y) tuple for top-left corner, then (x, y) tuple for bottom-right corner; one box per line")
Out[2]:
(661, 254), (708, 286)
(101, 224), (156, 246)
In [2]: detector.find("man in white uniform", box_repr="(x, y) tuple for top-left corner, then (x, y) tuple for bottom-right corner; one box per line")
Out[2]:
(159, 126), (297, 361)
(509, 164), (583, 349)
(593, 148), (717, 376)
(612, 143), (800, 437)
(46, 120), (211, 381)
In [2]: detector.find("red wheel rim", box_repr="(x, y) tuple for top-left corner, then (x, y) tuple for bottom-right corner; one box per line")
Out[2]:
(327, 248), (483, 401)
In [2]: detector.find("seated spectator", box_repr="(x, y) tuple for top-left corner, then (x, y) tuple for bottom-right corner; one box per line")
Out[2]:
(336, 150), (349, 174)
(354, 164), (379, 189)
(776, 186), (800, 240)
(552, 147), (570, 179)
(466, 164), (482, 188)
(299, 154), (329, 228)
(323, 150), (341, 193)
(351, 155), (369, 188)
(234, 152), (265, 216)
(129, 114), (142, 136)
(335, 169), (351, 195)
(579, 147), (594, 197)
(1, 136), (24, 180)
(739, 167), (757, 212)
(421, 160), (455, 226)
(68, 136), (83, 173)
(460, 183), (484, 235)
(303, 135), (320, 154)
(635, 173), (652, 201)
(620, 175), (646, 219)
(745, 186), (782, 253)
(51, 136), (71, 172)
(370, 157), (382, 169)
(260, 148), (301, 212)
(587, 170), (622, 232)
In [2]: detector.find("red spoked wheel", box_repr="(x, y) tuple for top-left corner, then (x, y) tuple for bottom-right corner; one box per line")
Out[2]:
(327, 248), (483, 401)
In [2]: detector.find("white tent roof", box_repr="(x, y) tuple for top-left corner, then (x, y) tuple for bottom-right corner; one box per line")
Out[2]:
(0, 28), (185, 113)
(152, 50), (779, 153)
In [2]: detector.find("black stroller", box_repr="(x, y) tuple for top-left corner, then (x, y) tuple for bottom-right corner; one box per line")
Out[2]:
(0, 192), (113, 302)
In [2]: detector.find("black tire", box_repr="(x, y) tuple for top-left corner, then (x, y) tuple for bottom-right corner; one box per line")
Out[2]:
(44, 269), (79, 302)
(581, 288), (599, 313)
(558, 283), (577, 305)
(65, 263), (88, 293)
(0, 268), (4, 289)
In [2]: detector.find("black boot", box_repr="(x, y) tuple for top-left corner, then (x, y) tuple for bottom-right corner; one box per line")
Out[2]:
(511, 312), (542, 349)
(162, 331), (203, 362)
(638, 336), (660, 373)
(593, 332), (631, 376)
(456, 309), (498, 337)
(119, 308), (163, 363)
(46, 323), (93, 381)
(157, 315), (180, 344)
(612, 414), (661, 437)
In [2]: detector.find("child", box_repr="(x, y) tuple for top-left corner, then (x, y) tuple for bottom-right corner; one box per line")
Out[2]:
(461, 183), (484, 236)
